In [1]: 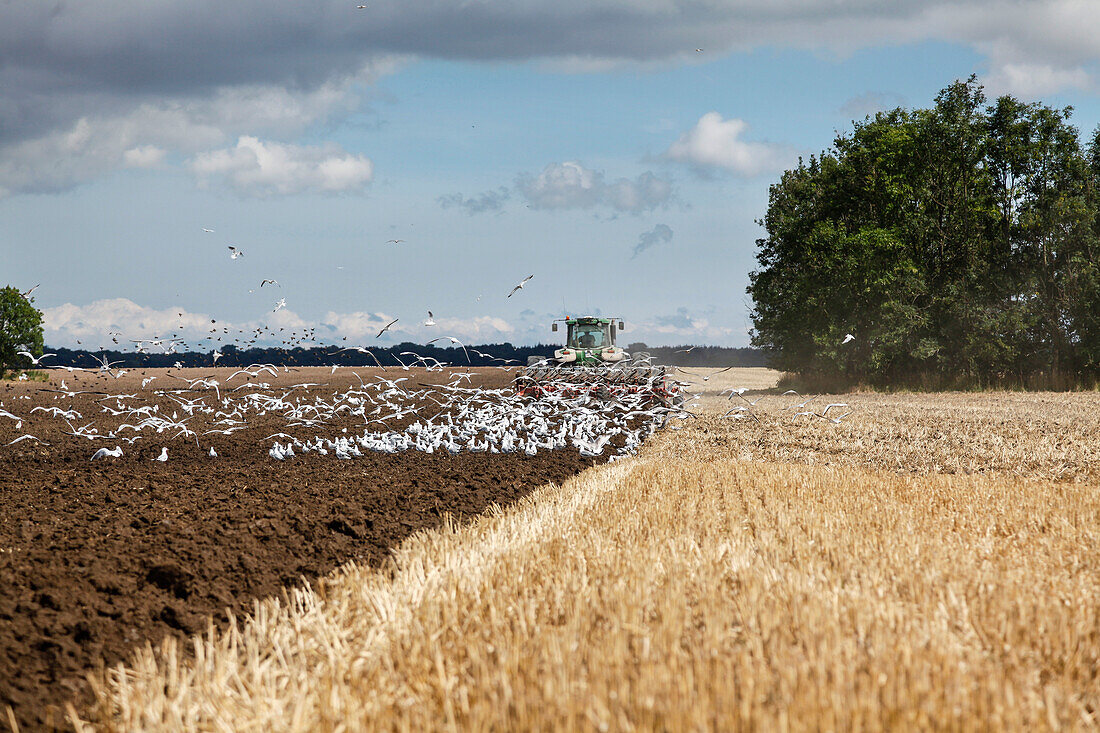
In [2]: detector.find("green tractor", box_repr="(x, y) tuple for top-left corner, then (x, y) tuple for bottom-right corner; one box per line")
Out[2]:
(515, 315), (682, 405)
(549, 316), (627, 366)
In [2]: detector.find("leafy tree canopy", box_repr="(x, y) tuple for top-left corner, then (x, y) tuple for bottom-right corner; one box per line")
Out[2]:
(0, 286), (44, 376)
(749, 76), (1100, 389)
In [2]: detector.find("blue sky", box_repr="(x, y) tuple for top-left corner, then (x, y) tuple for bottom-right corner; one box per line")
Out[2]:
(4, 1), (1100, 350)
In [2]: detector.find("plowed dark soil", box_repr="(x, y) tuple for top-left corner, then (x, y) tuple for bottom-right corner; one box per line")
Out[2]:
(0, 368), (597, 731)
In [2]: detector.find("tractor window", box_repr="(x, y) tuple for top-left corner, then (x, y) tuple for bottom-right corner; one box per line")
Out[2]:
(568, 323), (609, 349)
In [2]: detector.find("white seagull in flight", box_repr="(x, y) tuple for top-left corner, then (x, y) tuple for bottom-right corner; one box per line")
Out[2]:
(376, 318), (399, 338)
(228, 246), (244, 259)
(17, 351), (56, 365)
(507, 274), (534, 297)
(427, 335), (471, 362)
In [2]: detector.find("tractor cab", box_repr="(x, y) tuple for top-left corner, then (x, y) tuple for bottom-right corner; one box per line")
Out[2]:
(551, 316), (626, 365)
(568, 320), (610, 349)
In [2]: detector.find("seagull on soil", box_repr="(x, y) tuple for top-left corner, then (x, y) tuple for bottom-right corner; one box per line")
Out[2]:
(91, 445), (123, 460)
(7, 434), (49, 446)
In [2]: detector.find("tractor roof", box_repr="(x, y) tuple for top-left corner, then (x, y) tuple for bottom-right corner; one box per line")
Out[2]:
(564, 316), (614, 324)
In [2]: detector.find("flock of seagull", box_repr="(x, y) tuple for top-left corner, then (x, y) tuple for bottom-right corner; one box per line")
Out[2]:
(0, 357), (682, 462)
(265, 377), (666, 461)
(1, 343), (857, 466)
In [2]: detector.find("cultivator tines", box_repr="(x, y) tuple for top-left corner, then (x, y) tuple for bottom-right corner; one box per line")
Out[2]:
(514, 363), (682, 406)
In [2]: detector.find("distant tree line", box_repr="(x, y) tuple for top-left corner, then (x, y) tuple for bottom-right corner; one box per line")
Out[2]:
(749, 77), (1100, 389)
(41, 342), (558, 370)
(39, 341), (767, 370)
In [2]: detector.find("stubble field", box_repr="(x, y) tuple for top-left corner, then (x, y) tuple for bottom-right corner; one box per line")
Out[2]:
(4, 367), (1099, 730)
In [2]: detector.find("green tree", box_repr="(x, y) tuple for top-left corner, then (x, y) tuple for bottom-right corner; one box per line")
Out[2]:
(0, 286), (45, 376)
(749, 77), (1100, 388)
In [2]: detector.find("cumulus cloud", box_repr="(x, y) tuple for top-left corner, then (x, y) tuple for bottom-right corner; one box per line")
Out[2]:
(320, 311), (515, 344)
(632, 224), (673, 259)
(516, 162), (673, 214)
(41, 298), (517, 350)
(317, 311), (409, 341)
(122, 145), (167, 168)
(0, 69), (388, 196)
(43, 299), (216, 349)
(983, 62), (1090, 98)
(664, 113), (796, 177)
(429, 316), (516, 342)
(190, 136), (373, 196)
(4, 1), (1100, 194)
(437, 187), (511, 215)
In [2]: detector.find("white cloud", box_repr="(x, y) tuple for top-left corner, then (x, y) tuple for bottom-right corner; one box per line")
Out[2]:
(516, 161), (599, 209)
(664, 112), (796, 177)
(41, 298), (518, 350)
(43, 299), (216, 349)
(983, 62), (1090, 98)
(516, 162), (673, 213)
(122, 145), (167, 168)
(0, 61), (395, 197)
(43, 299), (330, 351)
(431, 316), (516, 343)
(317, 311), (408, 342)
(320, 311), (515, 344)
(190, 136), (373, 196)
